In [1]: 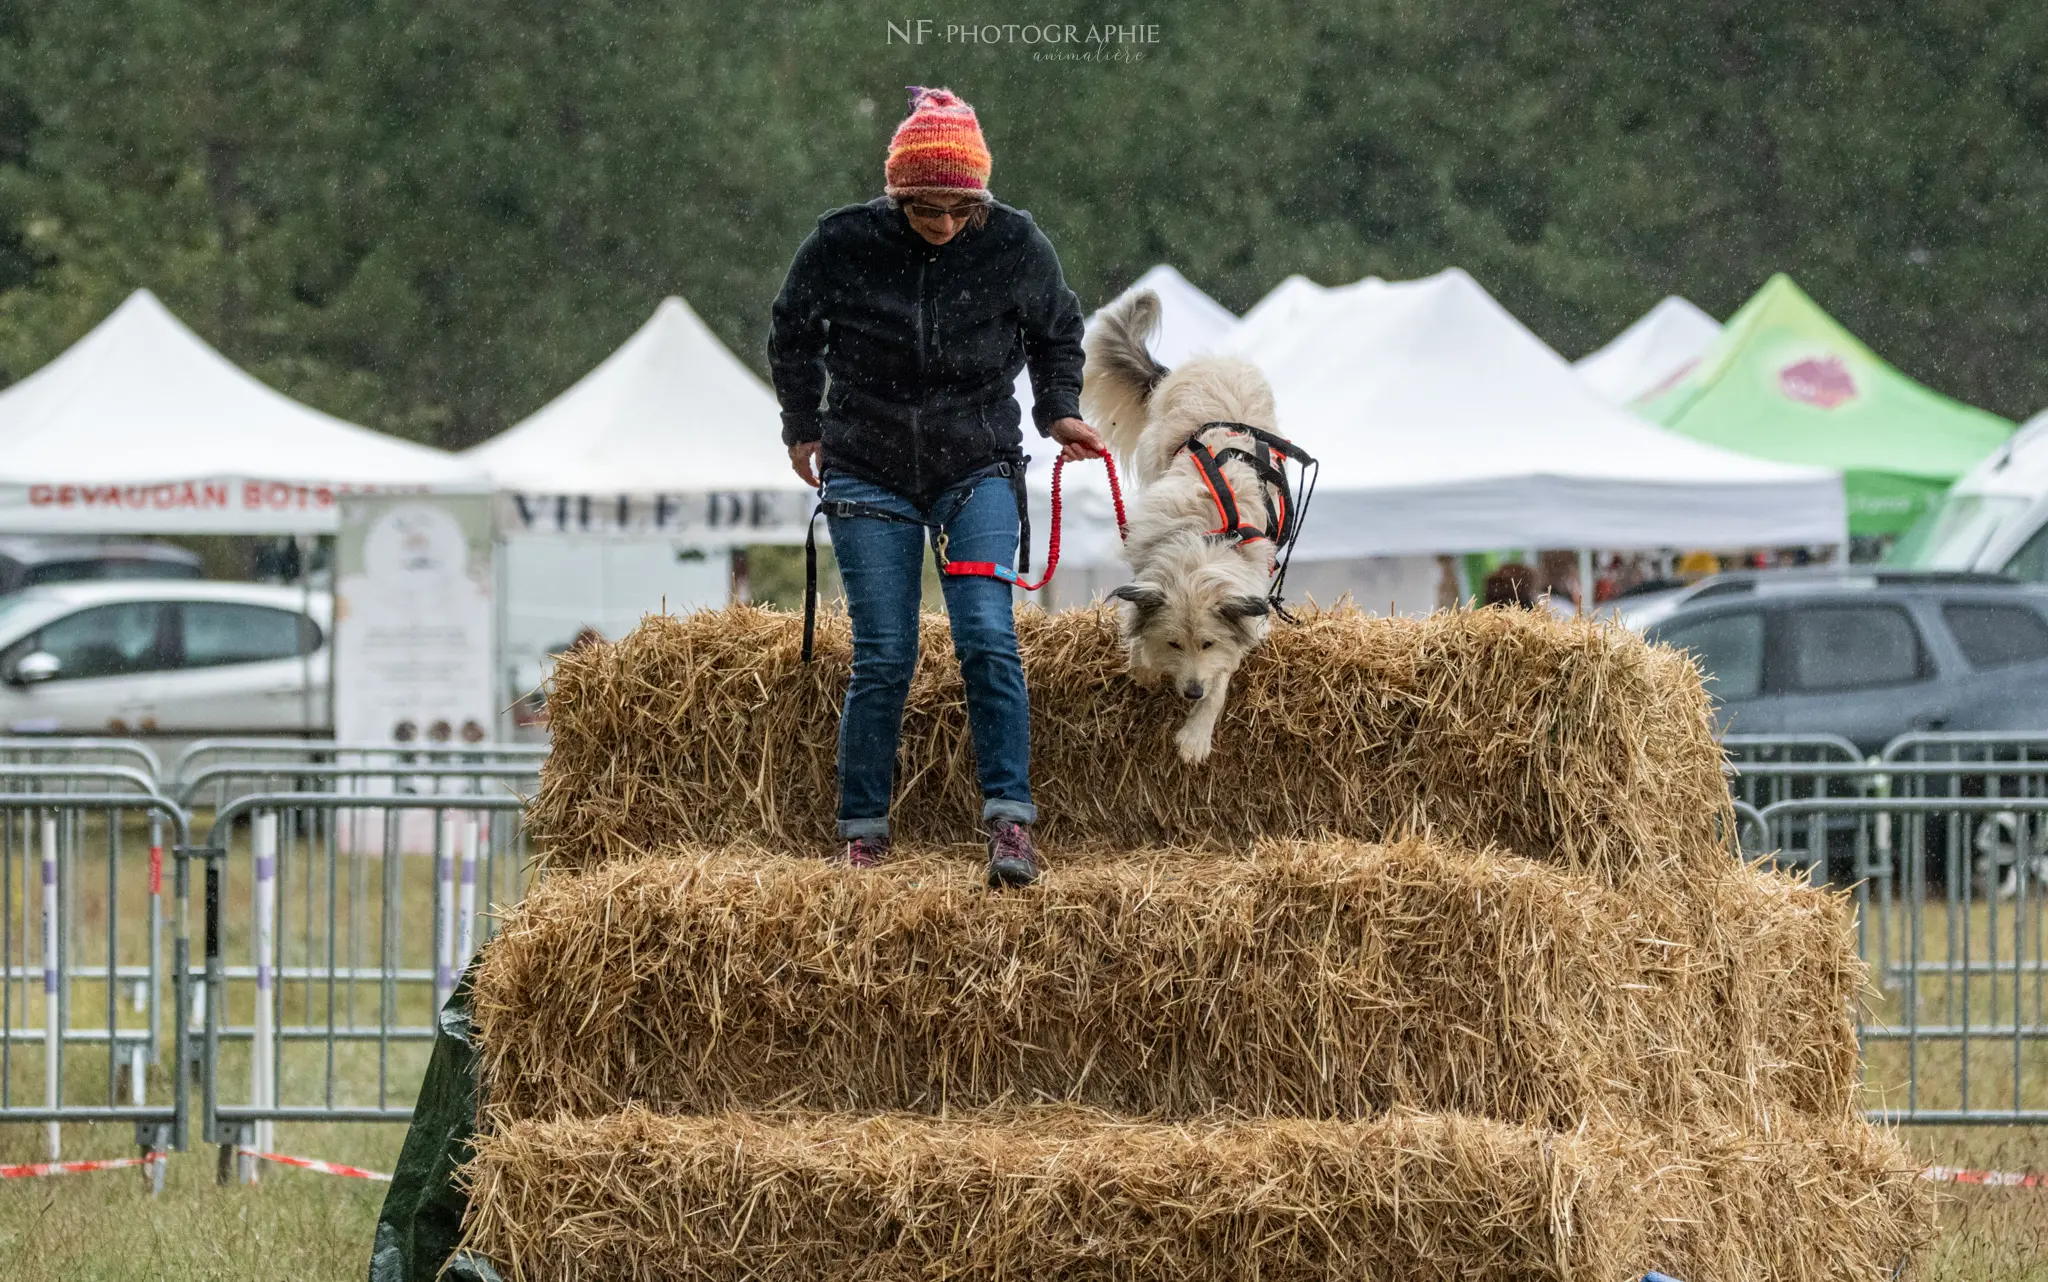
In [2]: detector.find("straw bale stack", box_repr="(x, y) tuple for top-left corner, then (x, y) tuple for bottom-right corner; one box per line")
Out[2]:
(452, 603), (1933, 1280)
(530, 605), (1733, 883)
(471, 840), (1855, 1132)
(463, 1106), (1651, 1282)
(459, 1106), (1930, 1282)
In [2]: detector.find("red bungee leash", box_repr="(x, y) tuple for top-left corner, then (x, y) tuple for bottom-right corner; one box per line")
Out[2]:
(942, 448), (1128, 591)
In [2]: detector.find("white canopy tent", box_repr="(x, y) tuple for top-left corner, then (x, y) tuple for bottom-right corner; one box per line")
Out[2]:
(1574, 295), (1721, 406)
(0, 289), (486, 534)
(464, 295), (811, 542)
(1213, 268), (1845, 559)
(463, 295), (813, 664)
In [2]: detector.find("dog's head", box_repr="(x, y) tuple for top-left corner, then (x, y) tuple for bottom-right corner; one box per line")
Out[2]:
(1108, 572), (1271, 702)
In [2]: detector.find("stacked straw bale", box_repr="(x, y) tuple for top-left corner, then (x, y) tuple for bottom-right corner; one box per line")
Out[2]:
(459, 605), (1933, 1281)
(530, 606), (1734, 882)
(471, 841), (1855, 1132)
(463, 1107), (1929, 1282)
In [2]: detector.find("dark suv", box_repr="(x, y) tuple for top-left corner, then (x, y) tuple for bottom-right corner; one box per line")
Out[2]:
(1642, 571), (2048, 754)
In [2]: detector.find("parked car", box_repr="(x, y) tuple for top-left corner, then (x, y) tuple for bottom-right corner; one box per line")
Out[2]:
(0, 536), (204, 595)
(1641, 571), (2048, 753)
(0, 581), (329, 735)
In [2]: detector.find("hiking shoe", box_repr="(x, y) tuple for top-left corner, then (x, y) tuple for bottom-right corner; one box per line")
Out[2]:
(837, 835), (890, 869)
(985, 819), (1041, 888)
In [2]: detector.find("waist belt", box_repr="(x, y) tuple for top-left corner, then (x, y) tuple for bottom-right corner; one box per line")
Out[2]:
(801, 462), (1029, 662)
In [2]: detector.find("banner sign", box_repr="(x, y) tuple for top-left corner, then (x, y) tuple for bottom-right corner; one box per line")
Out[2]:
(498, 489), (813, 544)
(0, 478), (439, 535)
(334, 495), (497, 747)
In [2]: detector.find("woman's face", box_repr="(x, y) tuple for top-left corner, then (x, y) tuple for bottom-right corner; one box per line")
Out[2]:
(901, 195), (982, 245)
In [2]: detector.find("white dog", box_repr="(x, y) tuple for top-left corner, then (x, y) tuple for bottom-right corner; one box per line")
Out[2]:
(1082, 288), (1295, 764)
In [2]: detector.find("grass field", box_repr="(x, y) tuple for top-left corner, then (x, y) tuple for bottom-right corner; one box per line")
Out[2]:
(0, 810), (2041, 1279)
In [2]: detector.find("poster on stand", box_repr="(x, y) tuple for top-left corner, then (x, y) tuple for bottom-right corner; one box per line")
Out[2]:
(334, 494), (497, 747)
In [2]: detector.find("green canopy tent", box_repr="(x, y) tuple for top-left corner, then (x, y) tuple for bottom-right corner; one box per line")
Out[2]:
(1636, 274), (2012, 537)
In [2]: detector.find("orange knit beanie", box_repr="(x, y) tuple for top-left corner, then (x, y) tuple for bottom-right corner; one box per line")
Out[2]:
(884, 86), (992, 198)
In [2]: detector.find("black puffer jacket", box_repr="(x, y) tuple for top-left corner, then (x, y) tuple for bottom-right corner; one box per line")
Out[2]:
(768, 196), (1086, 508)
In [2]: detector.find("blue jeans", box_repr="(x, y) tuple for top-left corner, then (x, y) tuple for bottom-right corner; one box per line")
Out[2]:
(823, 466), (1036, 839)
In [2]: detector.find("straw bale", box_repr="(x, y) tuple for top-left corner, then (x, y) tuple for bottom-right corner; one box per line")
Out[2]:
(1682, 863), (1863, 1127)
(472, 840), (1855, 1131)
(529, 605), (1732, 881)
(459, 1105), (1651, 1282)
(1643, 1115), (1935, 1281)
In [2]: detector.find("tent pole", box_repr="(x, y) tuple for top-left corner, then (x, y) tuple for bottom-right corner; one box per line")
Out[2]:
(299, 533), (316, 734)
(1576, 548), (1594, 615)
(493, 531), (510, 742)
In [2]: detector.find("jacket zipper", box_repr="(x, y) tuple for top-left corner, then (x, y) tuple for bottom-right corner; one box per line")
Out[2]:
(913, 254), (930, 501)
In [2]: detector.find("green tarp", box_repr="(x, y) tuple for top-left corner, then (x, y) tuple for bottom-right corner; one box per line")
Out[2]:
(1635, 274), (2012, 536)
(368, 962), (502, 1282)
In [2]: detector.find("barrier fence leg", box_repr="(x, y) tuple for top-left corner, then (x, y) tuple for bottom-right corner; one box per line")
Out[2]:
(253, 812), (277, 1175)
(457, 815), (479, 969)
(41, 815), (58, 1161)
(435, 813), (456, 1012)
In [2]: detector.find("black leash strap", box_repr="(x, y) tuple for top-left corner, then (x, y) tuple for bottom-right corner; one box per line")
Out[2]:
(1009, 462), (1030, 578)
(801, 497), (931, 663)
(802, 503), (825, 663)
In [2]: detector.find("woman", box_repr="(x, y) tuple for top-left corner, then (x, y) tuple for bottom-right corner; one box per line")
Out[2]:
(768, 86), (1104, 887)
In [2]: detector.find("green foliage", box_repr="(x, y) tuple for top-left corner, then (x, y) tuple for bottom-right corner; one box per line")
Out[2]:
(0, 0), (2041, 450)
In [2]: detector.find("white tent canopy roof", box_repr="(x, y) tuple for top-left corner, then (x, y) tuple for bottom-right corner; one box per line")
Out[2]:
(465, 296), (811, 541)
(1212, 268), (1843, 558)
(1575, 295), (1721, 406)
(0, 289), (486, 533)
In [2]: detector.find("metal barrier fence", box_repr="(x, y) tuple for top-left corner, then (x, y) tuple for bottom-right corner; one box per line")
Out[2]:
(1, 732), (2045, 1190)
(0, 748), (539, 1184)
(0, 736), (163, 780)
(0, 789), (186, 1169)
(170, 738), (549, 791)
(192, 790), (533, 1178)
(1726, 731), (2048, 1125)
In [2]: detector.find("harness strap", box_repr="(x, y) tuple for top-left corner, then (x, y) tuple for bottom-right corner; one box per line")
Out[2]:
(1175, 420), (1321, 618)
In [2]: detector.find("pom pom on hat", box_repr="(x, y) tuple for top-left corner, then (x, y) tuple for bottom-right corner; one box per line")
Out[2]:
(884, 85), (992, 197)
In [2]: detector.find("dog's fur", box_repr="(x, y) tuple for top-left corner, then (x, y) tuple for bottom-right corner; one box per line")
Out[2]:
(1083, 289), (1287, 764)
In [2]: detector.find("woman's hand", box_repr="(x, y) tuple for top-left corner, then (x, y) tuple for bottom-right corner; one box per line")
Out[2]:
(789, 442), (821, 488)
(1048, 416), (1106, 463)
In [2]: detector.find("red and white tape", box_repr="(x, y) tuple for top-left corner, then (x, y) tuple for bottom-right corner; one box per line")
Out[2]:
(237, 1146), (392, 1181)
(0, 1152), (162, 1179)
(1920, 1164), (2046, 1189)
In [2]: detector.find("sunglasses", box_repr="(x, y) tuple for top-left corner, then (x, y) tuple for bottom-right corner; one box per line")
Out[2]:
(904, 198), (986, 221)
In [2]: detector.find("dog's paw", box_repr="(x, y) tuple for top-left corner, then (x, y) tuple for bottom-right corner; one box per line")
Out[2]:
(1174, 723), (1215, 764)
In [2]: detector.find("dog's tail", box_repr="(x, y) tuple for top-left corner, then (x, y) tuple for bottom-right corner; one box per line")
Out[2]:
(1083, 288), (1169, 461)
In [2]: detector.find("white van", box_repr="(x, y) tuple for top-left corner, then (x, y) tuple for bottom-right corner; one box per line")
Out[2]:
(1892, 410), (2048, 582)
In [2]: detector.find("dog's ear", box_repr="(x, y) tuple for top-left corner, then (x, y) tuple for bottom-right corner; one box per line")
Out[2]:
(1108, 583), (1166, 610)
(1218, 595), (1271, 622)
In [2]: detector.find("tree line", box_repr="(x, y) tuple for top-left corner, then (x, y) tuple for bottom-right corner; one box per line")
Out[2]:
(0, 0), (2041, 450)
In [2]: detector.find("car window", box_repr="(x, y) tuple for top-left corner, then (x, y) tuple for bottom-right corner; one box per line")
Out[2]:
(1782, 605), (1924, 692)
(1943, 603), (2048, 670)
(1657, 611), (1764, 699)
(180, 602), (317, 668)
(26, 559), (202, 586)
(32, 602), (176, 680)
(2005, 521), (2048, 584)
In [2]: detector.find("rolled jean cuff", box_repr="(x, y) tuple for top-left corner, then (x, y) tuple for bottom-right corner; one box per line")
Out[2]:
(981, 798), (1038, 826)
(836, 815), (891, 840)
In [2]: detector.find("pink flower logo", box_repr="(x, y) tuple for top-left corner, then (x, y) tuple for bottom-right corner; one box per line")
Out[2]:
(1779, 355), (1857, 409)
